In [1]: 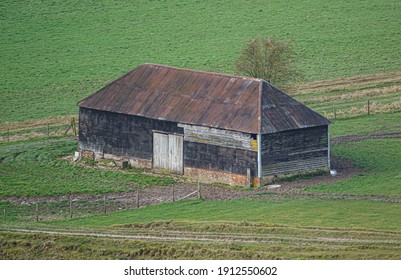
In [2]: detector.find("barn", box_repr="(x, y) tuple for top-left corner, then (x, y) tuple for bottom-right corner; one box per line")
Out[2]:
(78, 64), (331, 186)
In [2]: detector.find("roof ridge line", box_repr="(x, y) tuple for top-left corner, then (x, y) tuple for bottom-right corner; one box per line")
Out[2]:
(143, 63), (264, 82)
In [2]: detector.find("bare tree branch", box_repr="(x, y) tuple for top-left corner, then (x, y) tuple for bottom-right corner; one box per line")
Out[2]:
(234, 37), (302, 88)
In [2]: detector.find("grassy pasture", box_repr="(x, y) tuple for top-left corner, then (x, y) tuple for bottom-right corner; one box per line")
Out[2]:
(329, 111), (401, 137)
(2, 0), (401, 123)
(307, 138), (401, 195)
(1, 0), (401, 260)
(0, 137), (174, 197)
(0, 119), (400, 259)
(1, 124), (400, 198)
(53, 198), (401, 232)
(294, 73), (401, 119)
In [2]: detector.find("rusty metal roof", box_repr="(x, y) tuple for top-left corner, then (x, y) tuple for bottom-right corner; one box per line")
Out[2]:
(79, 64), (330, 134)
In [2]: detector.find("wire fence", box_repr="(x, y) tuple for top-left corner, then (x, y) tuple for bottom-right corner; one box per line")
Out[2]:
(0, 186), (201, 223)
(324, 99), (401, 120)
(0, 117), (77, 143)
(2, 99), (401, 143)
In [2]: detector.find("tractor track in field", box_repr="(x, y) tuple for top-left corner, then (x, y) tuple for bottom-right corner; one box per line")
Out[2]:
(2, 228), (401, 246)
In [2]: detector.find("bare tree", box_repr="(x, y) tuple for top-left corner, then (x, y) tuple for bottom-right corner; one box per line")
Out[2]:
(234, 37), (301, 87)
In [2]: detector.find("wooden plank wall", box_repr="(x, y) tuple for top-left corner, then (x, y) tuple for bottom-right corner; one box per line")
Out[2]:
(184, 141), (258, 176)
(79, 108), (183, 160)
(180, 124), (258, 176)
(153, 133), (169, 170)
(261, 126), (329, 176)
(178, 124), (257, 152)
(79, 108), (257, 177)
(153, 133), (183, 174)
(169, 134), (184, 174)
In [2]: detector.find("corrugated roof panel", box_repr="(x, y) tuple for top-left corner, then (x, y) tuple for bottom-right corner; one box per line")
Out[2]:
(79, 64), (330, 134)
(261, 81), (330, 133)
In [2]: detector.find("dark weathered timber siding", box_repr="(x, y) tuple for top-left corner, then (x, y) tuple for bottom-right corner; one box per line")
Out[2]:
(179, 124), (258, 152)
(184, 141), (258, 176)
(261, 126), (328, 176)
(79, 107), (257, 177)
(79, 108), (183, 159)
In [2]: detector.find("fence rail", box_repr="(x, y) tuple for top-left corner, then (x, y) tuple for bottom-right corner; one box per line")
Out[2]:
(0, 117), (77, 143)
(3, 100), (401, 143)
(1, 186), (202, 223)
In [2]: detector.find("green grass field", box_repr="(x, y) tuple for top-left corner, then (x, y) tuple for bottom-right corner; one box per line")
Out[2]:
(306, 138), (401, 195)
(0, 137), (174, 197)
(1, 125), (400, 260)
(51, 198), (401, 232)
(3, 196), (401, 259)
(295, 76), (401, 119)
(329, 111), (401, 137)
(1, 0), (401, 260)
(1, 0), (401, 123)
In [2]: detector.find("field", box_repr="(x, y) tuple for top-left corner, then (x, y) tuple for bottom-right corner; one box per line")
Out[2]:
(2, 111), (401, 259)
(1, 0), (401, 260)
(1, 0), (401, 123)
(0, 138), (174, 197)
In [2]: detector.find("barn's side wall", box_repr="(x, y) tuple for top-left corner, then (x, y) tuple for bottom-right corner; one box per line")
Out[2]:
(184, 142), (257, 176)
(79, 108), (258, 186)
(179, 124), (258, 180)
(79, 108), (182, 163)
(261, 126), (329, 176)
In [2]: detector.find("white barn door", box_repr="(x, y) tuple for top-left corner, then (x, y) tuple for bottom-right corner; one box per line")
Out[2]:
(153, 133), (169, 170)
(168, 134), (183, 174)
(153, 132), (183, 174)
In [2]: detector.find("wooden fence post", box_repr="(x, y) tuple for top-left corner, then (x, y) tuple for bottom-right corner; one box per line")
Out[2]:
(70, 200), (73, 219)
(72, 117), (77, 136)
(197, 182), (202, 199)
(172, 185), (175, 202)
(3, 208), (6, 223)
(103, 195), (107, 214)
(136, 189), (140, 208)
(246, 168), (251, 188)
(36, 203), (39, 222)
